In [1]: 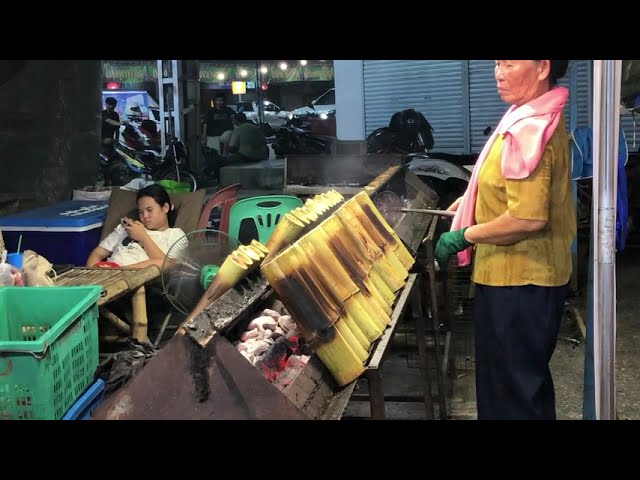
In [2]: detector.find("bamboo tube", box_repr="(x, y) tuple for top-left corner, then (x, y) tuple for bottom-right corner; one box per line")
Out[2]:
(353, 191), (415, 270)
(342, 313), (371, 352)
(343, 296), (385, 342)
(335, 318), (369, 363)
(238, 245), (262, 263)
(263, 213), (305, 264)
(250, 240), (269, 255)
(298, 233), (359, 303)
(261, 257), (335, 336)
(313, 325), (365, 387)
(287, 247), (341, 323)
(370, 269), (396, 306)
(184, 252), (250, 324)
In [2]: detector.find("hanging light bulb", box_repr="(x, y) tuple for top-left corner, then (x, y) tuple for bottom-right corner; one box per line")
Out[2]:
(299, 60), (308, 66)
(279, 62), (288, 70)
(217, 72), (225, 81)
(260, 66), (268, 74)
(240, 69), (248, 77)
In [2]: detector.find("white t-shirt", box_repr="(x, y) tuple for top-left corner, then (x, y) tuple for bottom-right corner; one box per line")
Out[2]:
(99, 224), (186, 266)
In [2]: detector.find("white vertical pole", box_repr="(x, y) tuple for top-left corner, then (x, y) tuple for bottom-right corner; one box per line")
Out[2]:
(591, 60), (621, 420)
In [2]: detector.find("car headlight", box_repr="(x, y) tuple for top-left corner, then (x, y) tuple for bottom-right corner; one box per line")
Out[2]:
(320, 113), (328, 120)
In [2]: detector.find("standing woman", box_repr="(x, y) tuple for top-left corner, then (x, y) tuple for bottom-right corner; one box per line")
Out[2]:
(435, 60), (576, 420)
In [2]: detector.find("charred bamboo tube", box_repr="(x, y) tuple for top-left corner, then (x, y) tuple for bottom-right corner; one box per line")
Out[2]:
(353, 191), (415, 270)
(313, 325), (365, 387)
(320, 219), (402, 310)
(299, 234), (359, 302)
(328, 212), (406, 293)
(261, 257), (335, 338)
(287, 247), (341, 324)
(335, 318), (369, 363)
(307, 218), (393, 310)
(263, 213), (306, 264)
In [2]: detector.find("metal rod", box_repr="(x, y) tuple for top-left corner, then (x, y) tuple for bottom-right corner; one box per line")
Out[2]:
(395, 208), (456, 217)
(591, 60), (620, 420)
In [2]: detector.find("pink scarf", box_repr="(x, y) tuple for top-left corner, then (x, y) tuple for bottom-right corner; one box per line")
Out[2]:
(451, 86), (569, 266)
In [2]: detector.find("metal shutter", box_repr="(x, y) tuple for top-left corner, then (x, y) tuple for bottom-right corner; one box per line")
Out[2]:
(363, 60), (466, 152)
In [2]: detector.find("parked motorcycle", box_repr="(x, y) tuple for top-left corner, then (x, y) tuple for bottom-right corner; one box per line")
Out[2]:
(100, 135), (197, 191)
(272, 123), (333, 157)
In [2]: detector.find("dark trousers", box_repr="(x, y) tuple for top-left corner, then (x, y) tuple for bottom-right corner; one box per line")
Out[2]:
(473, 283), (568, 420)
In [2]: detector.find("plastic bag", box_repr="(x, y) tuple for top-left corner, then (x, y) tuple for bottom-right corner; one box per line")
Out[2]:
(0, 263), (24, 286)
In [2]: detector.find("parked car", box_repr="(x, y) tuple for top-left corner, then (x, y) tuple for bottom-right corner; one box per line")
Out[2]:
(290, 88), (336, 118)
(233, 100), (291, 130)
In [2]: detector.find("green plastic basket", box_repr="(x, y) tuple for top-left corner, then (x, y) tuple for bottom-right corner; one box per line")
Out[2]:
(0, 286), (102, 420)
(155, 179), (191, 193)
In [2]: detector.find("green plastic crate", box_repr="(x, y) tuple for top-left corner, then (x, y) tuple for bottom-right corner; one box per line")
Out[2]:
(0, 286), (102, 420)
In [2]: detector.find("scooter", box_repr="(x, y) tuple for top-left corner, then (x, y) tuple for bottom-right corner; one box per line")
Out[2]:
(100, 135), (197, 191)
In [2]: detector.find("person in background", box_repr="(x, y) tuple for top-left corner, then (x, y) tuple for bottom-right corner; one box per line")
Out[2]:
(225, 112), (269, 163)
(101, 97), (126, 150)
(201, 92), (236, 153)
(86, 184), (185, 269)
(434, 60), (575, 420)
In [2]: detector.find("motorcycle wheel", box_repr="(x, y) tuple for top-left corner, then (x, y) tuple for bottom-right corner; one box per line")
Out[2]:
(157, 168), (197, 192)
(109, 160), (135, 186)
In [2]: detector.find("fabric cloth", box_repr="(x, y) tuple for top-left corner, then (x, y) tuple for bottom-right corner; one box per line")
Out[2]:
(451, 86), (570, 266)
(473, 283), (568, 420)
(471, 118), (576, 287)
(99, 224), (185, 266)
(96, 338), (158, 396)
(570, 126), (629, 251)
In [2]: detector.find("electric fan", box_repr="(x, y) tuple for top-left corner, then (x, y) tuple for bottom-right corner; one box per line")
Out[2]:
(161, 229), (240, 315)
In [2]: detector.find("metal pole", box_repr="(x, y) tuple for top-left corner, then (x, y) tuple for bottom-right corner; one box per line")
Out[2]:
(591, 60), (621, 420)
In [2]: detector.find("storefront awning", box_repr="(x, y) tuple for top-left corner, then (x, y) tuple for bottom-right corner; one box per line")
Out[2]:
(102, 62), (334, 84)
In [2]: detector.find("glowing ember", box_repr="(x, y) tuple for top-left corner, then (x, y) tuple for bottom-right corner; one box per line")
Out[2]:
(235, 308), (311, 390)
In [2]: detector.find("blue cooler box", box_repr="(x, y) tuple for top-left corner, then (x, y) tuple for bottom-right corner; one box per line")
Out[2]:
(0, 200), (108, 266)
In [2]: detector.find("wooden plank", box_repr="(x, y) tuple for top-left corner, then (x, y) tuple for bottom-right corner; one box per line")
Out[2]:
(367, 273), (417, 371)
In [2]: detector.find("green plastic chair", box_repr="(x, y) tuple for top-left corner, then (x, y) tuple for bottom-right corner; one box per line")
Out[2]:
(228, 195), (303, 245)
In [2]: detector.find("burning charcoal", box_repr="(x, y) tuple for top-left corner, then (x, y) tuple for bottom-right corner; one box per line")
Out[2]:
(241, 328), (261, 342)
(248, 316), (278, 332)
(261, 309), (281, 321)
(270, 327), (285, 340)
(247, 340), (270, 358)
(277, 315), (296, 333)
(271, 300), (287, 316)
(260, 341), (291, 382)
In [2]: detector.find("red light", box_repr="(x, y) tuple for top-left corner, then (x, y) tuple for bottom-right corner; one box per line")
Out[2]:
(261, 83), (269, 91)
(106, 82), (120, 90)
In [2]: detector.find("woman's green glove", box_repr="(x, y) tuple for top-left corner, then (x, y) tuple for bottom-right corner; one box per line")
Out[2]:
(434, 228), (472, 271)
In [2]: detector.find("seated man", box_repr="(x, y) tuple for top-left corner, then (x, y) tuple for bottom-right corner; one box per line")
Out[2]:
(224, 112), (269, 163)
